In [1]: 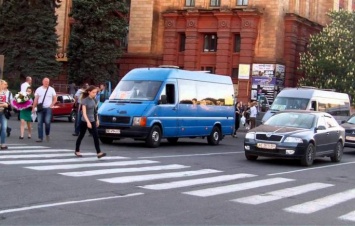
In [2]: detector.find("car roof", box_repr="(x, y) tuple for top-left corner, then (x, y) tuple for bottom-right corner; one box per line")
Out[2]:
(275, 110), (331, 116)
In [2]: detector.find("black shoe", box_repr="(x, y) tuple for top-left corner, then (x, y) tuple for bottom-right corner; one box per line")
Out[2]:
(72, 133), (79, 136)
(97, 153), (106, 159)
(19, 136), (24, 139)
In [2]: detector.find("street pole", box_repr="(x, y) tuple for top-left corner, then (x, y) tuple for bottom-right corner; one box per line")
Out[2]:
(0, 55), (4, 79)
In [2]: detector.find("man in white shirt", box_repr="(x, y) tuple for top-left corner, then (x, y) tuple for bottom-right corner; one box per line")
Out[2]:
(249, 101), (258, 129)
(20, 76), (32, 93)
(32, 77), (57, 142)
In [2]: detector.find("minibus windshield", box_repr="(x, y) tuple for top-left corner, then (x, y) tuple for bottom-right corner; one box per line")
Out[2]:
(109, 80), (163, 101)
(270, 97), (310, 111)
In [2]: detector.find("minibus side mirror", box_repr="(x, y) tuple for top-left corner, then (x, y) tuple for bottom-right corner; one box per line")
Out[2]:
(159, 95), (167, 104)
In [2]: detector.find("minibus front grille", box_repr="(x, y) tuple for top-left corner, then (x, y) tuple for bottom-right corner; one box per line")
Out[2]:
(101, 116), (131, 124)
(256, 134), (283, 142)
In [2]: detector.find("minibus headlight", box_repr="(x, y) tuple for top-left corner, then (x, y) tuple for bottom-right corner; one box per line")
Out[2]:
(133, 117), (147, 126)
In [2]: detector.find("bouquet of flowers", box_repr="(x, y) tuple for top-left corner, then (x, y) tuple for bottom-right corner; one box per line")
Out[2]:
(11, 92), (33, 110)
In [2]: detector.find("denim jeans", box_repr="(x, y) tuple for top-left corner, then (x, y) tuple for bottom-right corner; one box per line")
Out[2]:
(0, 113), (7, 144)
(74, 110), (82, 134)
(37, 108), (52, 140)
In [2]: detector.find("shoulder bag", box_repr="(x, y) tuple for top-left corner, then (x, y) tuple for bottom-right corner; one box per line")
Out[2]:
(37, 88), (49, 112)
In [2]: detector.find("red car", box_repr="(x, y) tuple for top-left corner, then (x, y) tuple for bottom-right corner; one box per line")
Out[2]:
(52, 93), (76, 122)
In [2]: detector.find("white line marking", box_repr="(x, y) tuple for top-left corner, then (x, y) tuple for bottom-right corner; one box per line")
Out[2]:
(24, 160), (159, 170)
(0, 193), (144, 214)
(140, 174), (257, 190)
(284, 188), (355, 214)
(267, 161), (355, 176)
(339, 210), (355, 222)
(7, 146), (49, 149)
(0, 153), (97, 159)
(183, 178), (294, 197)
(232, 183), (334, 204)
(0, 149), (74, 154)
(0, 156), (129, 165)
(138, 152), (243, 159)
(25, 160), (159, 170)
(60, 164), (190, 177)
(6, 144), (34, 146)
(99, 169), (222, 184)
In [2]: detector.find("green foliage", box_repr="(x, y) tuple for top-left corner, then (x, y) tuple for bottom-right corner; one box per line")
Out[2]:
(68, 0), (129, 85)
(0, 0), (61, 81)
(298, 10), (355, 102)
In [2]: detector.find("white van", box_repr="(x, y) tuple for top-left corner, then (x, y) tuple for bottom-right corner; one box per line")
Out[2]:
(261, 87), (351, 124)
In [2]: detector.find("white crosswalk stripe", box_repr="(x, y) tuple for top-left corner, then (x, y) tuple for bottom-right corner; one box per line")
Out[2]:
(0, 149), (74, 154)
(140, 174), (257, 190)
(25, 160), (157, 170)
(183, 178), (294, 197)
(59, 164), (190, 177)
(0, 156), (129, 165)
(99, 169), (222, 184)
(232, 183), (334, 205)
(7, 146), (49, 149)
(0, 153), (98, 159)
(339, 210), (355, 222)
(284, 188), (355, 214)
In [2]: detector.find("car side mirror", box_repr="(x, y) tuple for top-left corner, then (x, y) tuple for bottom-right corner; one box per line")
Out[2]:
(159, 95), (167, 104)
(341, 120), (346, 124)
(316, 125), (326, 131)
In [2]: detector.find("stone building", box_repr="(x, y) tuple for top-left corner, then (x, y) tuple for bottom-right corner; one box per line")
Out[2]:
(56, 0), (354, 101)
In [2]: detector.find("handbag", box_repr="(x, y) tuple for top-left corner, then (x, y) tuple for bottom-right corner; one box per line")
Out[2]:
(37, 88), (49, 112)
(4, 92), (12, 119)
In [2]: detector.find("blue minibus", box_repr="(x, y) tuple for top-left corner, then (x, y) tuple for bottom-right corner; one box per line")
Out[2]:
(97, 67), (235, 147)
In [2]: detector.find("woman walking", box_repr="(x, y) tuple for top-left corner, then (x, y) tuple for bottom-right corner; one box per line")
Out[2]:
(75, 85), (106, 158)
(233, 101), (242, 138)
(19, 87), (34, 139)
(0, 80), (10, 149)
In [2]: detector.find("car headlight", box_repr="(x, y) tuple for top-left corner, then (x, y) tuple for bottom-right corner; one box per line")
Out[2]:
(245, 132), (255, 139)
(284, 137), (303, 143)
(132, 117), (147, 126)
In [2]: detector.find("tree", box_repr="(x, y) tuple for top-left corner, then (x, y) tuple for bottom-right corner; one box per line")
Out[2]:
(68, 0), (129, 85)
(0, 0), (61, 82)
(298, 10), (355, 102)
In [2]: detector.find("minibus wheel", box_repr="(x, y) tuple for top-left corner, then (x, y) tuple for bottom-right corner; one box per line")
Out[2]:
(207, 126), (221, 145)
(146, 125), (162, 148)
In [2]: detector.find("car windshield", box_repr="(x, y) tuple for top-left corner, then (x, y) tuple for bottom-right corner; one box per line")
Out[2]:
(270, 97), (310, 111)
(347, 115), (355, 124)
(265, 112), (315, 129)
(109, 80), (162, 101)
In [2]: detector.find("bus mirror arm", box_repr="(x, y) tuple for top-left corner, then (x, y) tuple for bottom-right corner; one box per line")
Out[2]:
(159, 95), (167, 105)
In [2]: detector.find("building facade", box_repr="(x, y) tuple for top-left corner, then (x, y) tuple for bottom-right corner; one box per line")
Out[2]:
(56, 0), (354, 101)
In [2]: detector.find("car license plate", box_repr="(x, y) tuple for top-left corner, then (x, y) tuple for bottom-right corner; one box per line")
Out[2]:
(257, 143), (276, 149)
(346, 136), (355, 141)
(106, 129), (121, 134)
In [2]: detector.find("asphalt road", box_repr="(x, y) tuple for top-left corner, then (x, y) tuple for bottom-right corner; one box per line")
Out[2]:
(1, 116), (355, 225)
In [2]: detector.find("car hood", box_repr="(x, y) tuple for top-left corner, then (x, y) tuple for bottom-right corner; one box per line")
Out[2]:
(340, 122), (355, 129)
(98, 101), (150, 116)
(250, 124), (309, 135)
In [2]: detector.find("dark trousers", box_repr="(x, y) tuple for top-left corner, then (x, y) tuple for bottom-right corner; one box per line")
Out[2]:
(75, 121), (101, 153)
(250, 117), (256, 129)
(74, 110), (82, 134)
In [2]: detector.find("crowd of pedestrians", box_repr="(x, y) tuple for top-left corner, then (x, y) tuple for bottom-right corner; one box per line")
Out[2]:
(232, 100), (258, 138)
(0, 77), (108, 159)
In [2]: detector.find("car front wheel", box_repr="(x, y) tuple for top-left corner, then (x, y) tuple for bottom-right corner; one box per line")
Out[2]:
(245, 153), (258, 161)
(146, 125), (162, 148)
(330, 141), (343, 162)
(301, 143), (315, 166)
(207, 126), (221, 145)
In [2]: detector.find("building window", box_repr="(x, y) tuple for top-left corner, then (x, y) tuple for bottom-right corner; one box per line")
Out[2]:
(210, 0), (220, 7)
(237, 0), (248, 6)
(234, 34), (241, 52)
(232, 68), (239, 78)
(185, 0), (195, 7)
(201, 67), (215, 73)
(179, 33), (186, 52)
(203, 34), (217, 52)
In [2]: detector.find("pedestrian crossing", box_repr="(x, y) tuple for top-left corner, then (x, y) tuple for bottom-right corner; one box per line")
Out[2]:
(2, 144), (355, 222)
